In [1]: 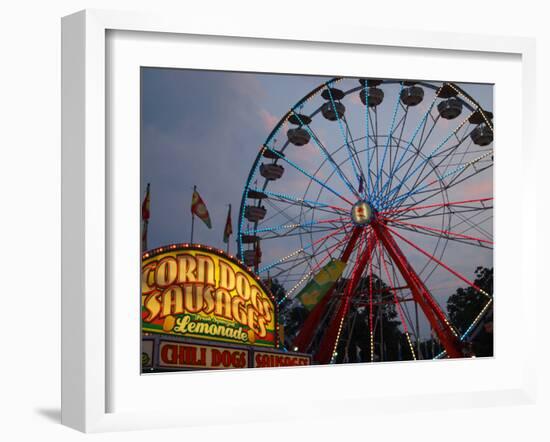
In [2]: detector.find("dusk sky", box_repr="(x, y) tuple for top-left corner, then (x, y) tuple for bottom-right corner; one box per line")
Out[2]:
(141, 68), (493, 338)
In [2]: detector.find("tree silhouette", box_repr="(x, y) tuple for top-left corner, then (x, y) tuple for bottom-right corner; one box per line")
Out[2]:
(447, 266), (493, 357)
(278, 266), (494, 361)
(334, 274), (408, 363)
(269, 278), (309, 348)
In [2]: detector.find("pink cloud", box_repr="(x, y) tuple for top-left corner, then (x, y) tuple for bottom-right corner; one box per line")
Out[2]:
(347, 92), (362, 106)
(228, 75), (267, 100)
(459, 177), (493, 198)
(259, 108), (279, 132)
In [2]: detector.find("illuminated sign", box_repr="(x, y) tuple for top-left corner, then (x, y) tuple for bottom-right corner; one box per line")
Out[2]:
(253, 350), (311, 368)
(142, 244), (277, 347)
(158, 340), (248, 370)
(150, 337), (311, 371)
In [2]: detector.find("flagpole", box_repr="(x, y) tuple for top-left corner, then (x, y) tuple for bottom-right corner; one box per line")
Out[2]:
(190, 185), (196, 244)
(226, 204), (231, 255)
(142, 219), (148, 251)
(190, 214), (195, 244)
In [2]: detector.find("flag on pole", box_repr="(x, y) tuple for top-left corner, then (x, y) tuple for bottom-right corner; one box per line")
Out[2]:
(223, 204), (233, 243)
(142, 183), (151, 221)
(141, 183), (151, 251)
(191, 188), (212, 228)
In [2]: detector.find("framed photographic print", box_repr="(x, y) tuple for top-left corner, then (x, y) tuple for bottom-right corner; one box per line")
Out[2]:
(61, 9), (537, 433)
(140, 68), (493, 373)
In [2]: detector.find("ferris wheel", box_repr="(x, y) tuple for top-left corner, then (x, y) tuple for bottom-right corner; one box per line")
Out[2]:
(237, 77), (494, 364)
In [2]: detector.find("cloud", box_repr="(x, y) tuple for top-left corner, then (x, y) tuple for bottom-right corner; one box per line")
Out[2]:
(258, 108), (279, 132)
(459, 176), (493, 198)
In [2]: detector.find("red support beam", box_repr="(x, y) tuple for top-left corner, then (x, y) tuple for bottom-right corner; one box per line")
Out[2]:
(315, 231), (376, 363)
(292, 226), (362, 353)
(371, 221), (463, 358)
(385, 224), (490, 295)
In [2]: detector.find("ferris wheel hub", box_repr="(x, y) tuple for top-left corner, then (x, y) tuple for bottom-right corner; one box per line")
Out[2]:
(351, 200), (374, 226)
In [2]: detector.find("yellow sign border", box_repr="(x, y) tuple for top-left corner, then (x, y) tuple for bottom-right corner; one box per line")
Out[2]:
(142, 243), (279, 348)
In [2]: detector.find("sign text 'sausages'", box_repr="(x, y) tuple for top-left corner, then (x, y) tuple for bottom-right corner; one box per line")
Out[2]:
(142, 246), (277, 347)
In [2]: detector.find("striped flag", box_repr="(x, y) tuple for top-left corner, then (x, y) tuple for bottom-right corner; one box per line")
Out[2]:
(191, 188), (212, 228)
(141, 183), (151, 251)
(223, 204), (233, 243)
(142, 183), (151, 221)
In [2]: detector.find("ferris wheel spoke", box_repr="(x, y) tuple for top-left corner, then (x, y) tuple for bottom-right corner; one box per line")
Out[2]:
(383, 218), (493, 249)
(450, 212), (493, 240)
(259, 226), (346, 241)
(263, 198), (346, 221)
(383, 199), (492, 232)
(387, 149), (493, 210)
(382, 183), (444, 213)
(444, 159), (493, 191)
(370, 107), (380, 199)
(395, 206), (489, 222)
(365, 104), (379, 200)
(333, 229), (371, 360)
(363, 81), (372, 199)
(324, 85), (363, 190)
(391, 195), (492, 238)
(395, 206), (493, 242)
(320, 229), (374, 363)
(384, 224), (492, 299)
(249, 188), (349, 215)
(342, 116), (368, 194)
(381, 109), (477, 209)
(438, 127), (476, 178)
(261, 198), (305, 226)
(401, 127), (481, 203)
(384, 103), (410, 196)
(372, 222), (463, 353)
(373, 82), (404, 203)
(377, 240), (417, 360)
(291, 111), (360, 198)
(396, 140), (490, 214)
(370, 164), (433, 217)
(244, 217), (349, 236)
(386, 163), (493, 222)
(263, 146), (354, 206)
(386, 104), (432, 188)
(257, 224), (349, 273)
(379, 197), (493, 217)
(368, 235), (375, 362)
(381, 109), (440, 205)
(303, 138), (427, 219)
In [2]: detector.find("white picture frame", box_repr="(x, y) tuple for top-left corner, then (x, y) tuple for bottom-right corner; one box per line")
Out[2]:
(61, 9), (538, 433)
